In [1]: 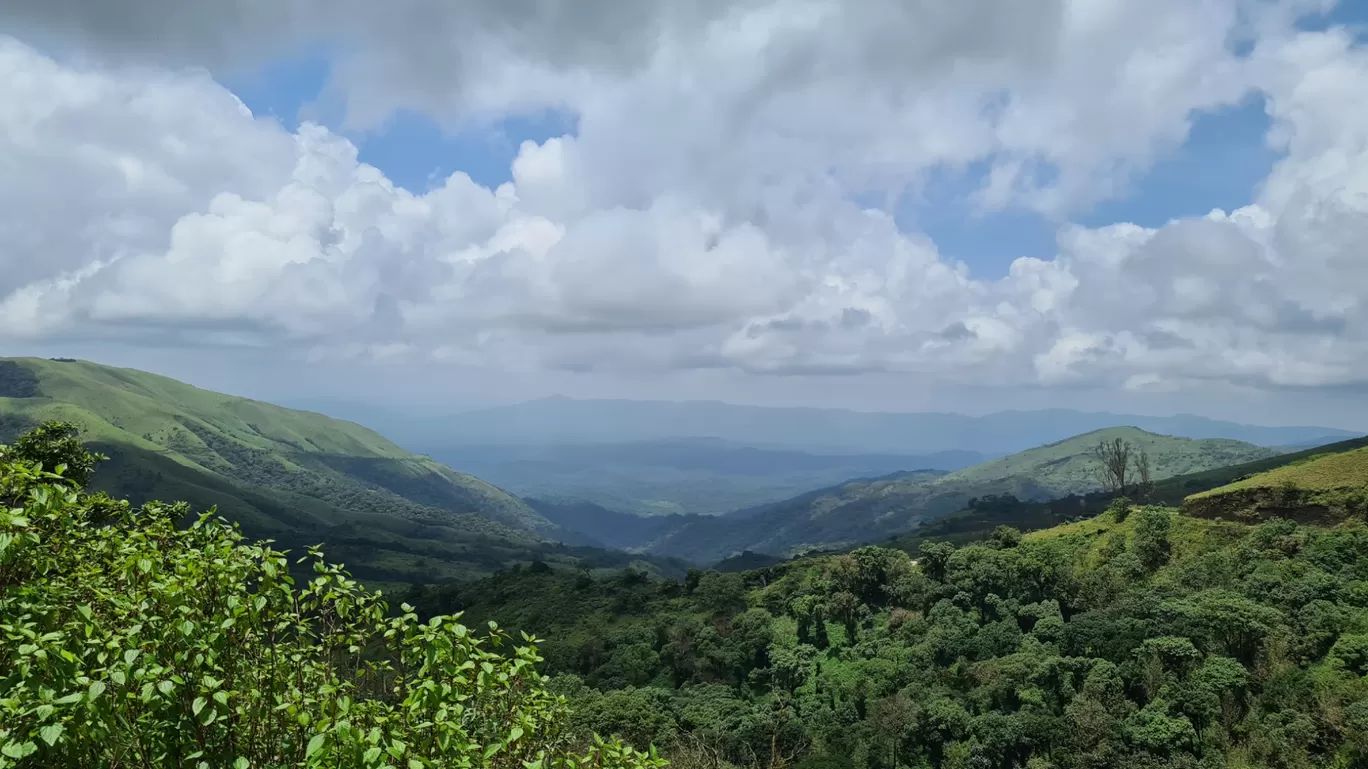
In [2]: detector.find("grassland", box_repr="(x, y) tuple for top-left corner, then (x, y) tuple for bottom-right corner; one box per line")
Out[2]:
(1184, 443), (1368, 523)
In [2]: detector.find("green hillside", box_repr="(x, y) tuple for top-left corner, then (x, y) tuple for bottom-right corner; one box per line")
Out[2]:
(1184, 443), (1368, 523)
(0, 358), (684, 582)
(646, 427), (1277, 563)
(942, 426), (1278, 494)
(878, 433), (1368, 557)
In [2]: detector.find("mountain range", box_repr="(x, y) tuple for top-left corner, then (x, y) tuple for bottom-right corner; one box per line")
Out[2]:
(6, 356), (1361, 577)
(303, 395), (1355, 456)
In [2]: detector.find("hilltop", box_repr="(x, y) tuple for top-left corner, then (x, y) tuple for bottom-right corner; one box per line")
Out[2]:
(639, 426), (1279, 563)
(0, 358), (685, 582)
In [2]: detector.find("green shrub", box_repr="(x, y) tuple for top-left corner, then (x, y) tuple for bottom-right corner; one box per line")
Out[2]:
(0, 423), (666, 769)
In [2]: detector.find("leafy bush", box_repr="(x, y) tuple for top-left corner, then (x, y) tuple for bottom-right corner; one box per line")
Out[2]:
(0, 423), (666, 769)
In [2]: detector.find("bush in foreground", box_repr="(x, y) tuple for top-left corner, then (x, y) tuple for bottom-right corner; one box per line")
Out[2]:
(0, 422), (667, 769)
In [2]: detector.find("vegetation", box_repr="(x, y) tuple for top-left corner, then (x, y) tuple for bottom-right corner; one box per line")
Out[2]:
(1185, 446), (1368, 523)
(641, 428), (1278, 564)
(0, 423), (665, 769)
(407, 503), (1368, 769)
(0, 358), (687, 584)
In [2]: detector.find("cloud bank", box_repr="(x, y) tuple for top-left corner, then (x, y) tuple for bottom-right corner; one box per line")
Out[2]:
(2, 0), (1367, 393)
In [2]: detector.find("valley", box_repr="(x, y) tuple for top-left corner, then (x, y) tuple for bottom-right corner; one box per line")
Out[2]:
(6, 357), (1368, 769)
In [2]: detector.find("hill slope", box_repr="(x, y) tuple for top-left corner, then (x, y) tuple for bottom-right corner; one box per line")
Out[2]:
(642, 427), (1278, 563)
(1185, 442), (1368, 523)
(0, 358), (685, 582)
(882, 433), (1368, 555)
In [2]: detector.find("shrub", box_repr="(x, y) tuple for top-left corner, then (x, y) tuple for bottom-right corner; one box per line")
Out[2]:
(0, 423), (666, 769)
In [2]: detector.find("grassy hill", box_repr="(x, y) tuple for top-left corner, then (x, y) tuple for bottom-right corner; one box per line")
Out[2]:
(0, 358), (688, 582)
(879, 433), (1368, 556)
(640, 427), (1277, 563)
(1184, 442), (1368, 523)
(942, 425), (1278, 494)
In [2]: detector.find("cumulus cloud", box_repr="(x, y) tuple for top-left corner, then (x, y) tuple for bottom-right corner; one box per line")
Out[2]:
(2, 1), (1368, 392)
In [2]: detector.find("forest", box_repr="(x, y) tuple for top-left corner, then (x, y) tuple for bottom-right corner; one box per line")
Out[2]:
(406, 503), (1368, 769)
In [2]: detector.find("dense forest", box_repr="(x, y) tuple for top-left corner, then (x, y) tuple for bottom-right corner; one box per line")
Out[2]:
(406, 501), (1368, 769)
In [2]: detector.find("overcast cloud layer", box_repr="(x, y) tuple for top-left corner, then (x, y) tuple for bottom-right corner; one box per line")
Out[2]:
(3, 0), (1368, 397)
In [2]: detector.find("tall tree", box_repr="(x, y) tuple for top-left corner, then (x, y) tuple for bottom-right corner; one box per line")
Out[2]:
(1132, 446), (1155, 501)
(1093, 437), (1132, 495)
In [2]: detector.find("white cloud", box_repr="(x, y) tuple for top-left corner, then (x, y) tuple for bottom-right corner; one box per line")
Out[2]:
(2, 1), (1368, 394)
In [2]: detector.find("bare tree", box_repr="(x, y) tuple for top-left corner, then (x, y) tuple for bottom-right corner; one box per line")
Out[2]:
(1132, 446), (1154, 501)
(1094, 437), (1131, 495)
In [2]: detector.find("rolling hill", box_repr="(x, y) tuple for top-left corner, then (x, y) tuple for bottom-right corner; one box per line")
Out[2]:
(882, 432), (1368, 555)
(1184, 442), (1368, 523)
(639, 427), (1280, 563)
(0, 358), (687, 582)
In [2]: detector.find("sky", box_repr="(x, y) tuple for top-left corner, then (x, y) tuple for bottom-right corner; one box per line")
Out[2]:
(4, 0), (1368, 428)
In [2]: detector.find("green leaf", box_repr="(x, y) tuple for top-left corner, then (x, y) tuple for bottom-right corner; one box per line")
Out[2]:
(87, 681), (106, 700)
(306, 734), (326, 759)
(233, 758), (250, 769)
(363, 747), (382, 763)
(157, 680), (174, 696)
(38, 724), (63, 747)
(192, 696), (207, 716)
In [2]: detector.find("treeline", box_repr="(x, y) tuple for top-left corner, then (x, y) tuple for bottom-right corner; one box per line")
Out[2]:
(407, 503), (1368, 769)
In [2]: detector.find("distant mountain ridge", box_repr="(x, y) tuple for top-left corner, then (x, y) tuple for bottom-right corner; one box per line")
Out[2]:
(627, 427), (1282, 563)
(413, 438), (984, 516)
(299, 395), (1356, 456)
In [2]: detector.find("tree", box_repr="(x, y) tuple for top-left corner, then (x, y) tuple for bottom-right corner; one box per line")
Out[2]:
(0, 422), (667, 769)
(1093, 437), (1132, 495)
(695, 571), (747, 614)
(1131, 448), (1154, 502)
(1133, 506), (1173, 572)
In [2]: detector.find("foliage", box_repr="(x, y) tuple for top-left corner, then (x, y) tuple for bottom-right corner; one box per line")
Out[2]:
(411, 508), (1368, 769)
(1186, 445), (1368, 523)
(0, 423), (665, 769)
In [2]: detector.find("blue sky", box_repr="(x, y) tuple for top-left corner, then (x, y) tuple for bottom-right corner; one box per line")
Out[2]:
(219, 1), (1368, 283)
(8, 0), (1368, 426)
(222, 59), (1283, 284)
